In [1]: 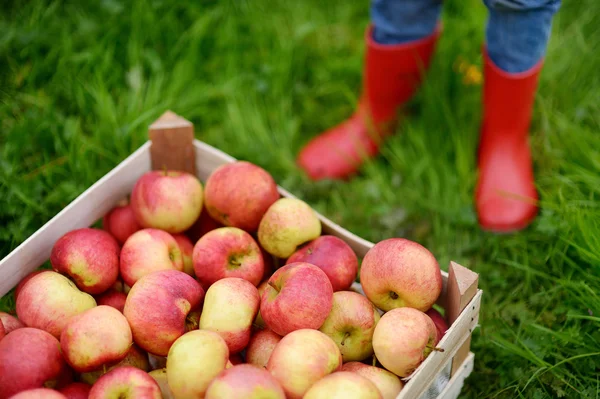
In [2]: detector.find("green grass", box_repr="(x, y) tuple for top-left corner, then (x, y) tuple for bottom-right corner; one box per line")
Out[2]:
(1, 0), (599, 397)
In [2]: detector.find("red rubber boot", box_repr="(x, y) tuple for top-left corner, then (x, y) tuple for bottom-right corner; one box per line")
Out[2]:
(476, 50), (542, 232)
(297, 25), (441, 180)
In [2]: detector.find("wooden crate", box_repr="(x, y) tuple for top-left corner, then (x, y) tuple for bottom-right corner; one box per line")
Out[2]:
(0, 111), (482, 399)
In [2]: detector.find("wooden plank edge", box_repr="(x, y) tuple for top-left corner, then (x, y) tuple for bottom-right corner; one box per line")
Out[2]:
(149, 110), (195, 174)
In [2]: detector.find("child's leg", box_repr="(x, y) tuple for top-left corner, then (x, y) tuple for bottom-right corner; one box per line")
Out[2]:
(476, 0), (561, 232)
(371, 0), (443, 44)
(297, 0), (443, 181)
(485, 0), (561, 73)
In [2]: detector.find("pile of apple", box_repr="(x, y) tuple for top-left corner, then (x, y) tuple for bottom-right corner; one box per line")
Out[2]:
(0, 161), (448, 399)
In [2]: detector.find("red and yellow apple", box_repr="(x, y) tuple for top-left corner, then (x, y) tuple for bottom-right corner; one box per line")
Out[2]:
(60, 305), (132, 373)
(16, 271), (96, 338)
(148, 369), (174, 399)
(123, 270), (205, 356)
(205, 364), (286, 399)
(200, 277), (260, 353)
(246, 328), (282, 368)
(360, 238), (442, 312)
(0, 328), (66, 398)
(14, 270), (47, 300)
(342, 362), (403, 399)
(267, 329), (341, 399)
(204, 161), (280, 232)
(166, 330), (229, 399)
(193, 227), (264, 288)
(120, 229), (184, 287)
(88, 366), (161, 399)
(319, 290), (380, 362)
(257, 198), (321, 258)
(172, 233), (195, 276)
(253, 281), (269, 330)
(130, 170), (203, 233)
(373, 307), (438, 377)
(50, 228), (120, 295)
(287, 235), (358, 291)
(261, 262), (333, 336)
(303, 371), (382, 399)
(103, 199), (142, 245)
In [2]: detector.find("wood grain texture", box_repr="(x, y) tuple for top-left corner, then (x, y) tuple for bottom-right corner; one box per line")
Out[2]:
(149, 110), (195, 174)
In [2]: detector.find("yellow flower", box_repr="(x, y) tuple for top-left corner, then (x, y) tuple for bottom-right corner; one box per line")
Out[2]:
(453, 57), (482, 86)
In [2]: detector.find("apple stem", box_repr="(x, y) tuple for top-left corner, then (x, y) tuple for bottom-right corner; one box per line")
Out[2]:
(372, 354), (377, 367)
(426, 345), (445, 353)
(268, 281), (279, 293)
(340, 332), (351, 346)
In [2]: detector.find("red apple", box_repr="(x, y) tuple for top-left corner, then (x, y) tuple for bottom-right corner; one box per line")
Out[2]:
(204, 161), (280, 232)
(120, 228), (184, 287)
(130, 170), (203, 234)
(16, 271), (96, 338)
(360, 238), (442, 312)
(200, 277), (260, 353)
(0, 312), (25, 335)
(185, 208), (223, 243)
(59, 383), (92, 399)
(9, 389), (67, 399)
(172, 233), (195, 276)
(261, 262), (333, 336)
(318, 291), (380, 362)
(61, 305), (132, 373)
(103, 200), (142, 245)
(246, 329), (282, 368)
(166, 330), (229, 399)
(123, 270), (205, 356)
(372, 307), (438, 377)
(88, 366), (161, 399)
(426, 308), (449, 345)
(0, 323), (4, 342)
(193, 227), (264, 288)
(80, 344), (150, 385)
(303, 371), (382, 399)
(205, 364), (286, 399)
(96, 289), (127, 313)
(342, 362), (403, 399)
(14, 270), (47, 300)
(257, 198), (321, 259)
(267, 329), (341, 399)
(0, 328), (66, 398)
(287, 235), (358, 291)
(50, 228), (120, 295)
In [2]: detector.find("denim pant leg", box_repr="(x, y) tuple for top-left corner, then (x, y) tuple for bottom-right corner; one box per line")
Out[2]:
(371, 0), (443, 45)
(484, 0), (562, 73)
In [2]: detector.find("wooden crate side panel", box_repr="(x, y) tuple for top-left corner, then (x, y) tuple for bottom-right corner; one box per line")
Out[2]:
(438, 352), (475, 399)
(0, 142), (152, 297)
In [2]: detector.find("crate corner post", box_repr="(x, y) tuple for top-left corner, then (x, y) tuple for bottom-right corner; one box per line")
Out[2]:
(149, 110), (196, 174)
(446, 261), (479, 377)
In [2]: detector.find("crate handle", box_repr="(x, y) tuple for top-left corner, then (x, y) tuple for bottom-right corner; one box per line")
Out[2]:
(149, 110), (196, 175)
(446, 261), (479, 377)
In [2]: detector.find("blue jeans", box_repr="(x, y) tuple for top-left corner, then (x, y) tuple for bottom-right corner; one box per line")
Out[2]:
(371, 0), (561, 73)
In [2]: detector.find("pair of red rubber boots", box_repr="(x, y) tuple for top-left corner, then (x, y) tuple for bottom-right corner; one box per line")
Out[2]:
(297, 27), (541, 232)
